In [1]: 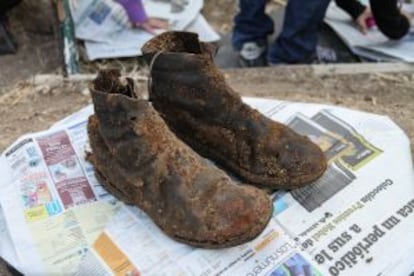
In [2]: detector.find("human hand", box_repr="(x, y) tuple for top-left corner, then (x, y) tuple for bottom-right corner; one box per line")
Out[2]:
(355, 7), (373, 34)
(135, 18), (169, 34)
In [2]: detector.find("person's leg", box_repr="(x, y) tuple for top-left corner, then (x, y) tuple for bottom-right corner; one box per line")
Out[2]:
(268, 0), (331, 64)
(232, 0), (274, 67)
(232, 0), (274, 50)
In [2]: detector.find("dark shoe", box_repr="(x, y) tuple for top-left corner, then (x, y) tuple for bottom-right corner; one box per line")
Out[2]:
(142, 31), (327, 190)
(0, 17), (17, 55)
(369, 0), (410, 40)
(87, 69), (272, 248)
(313, 46), (338, 64)
(238, 41), (268, 67)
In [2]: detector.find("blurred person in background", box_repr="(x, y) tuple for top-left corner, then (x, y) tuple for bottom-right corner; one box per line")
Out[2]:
(116, 0), (168, 34)
(232, 0), (411, 67)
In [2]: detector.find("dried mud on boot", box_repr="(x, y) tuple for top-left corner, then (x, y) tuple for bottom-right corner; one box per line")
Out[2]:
(86, 69), (273, 248)
(142, 31), (327, 190)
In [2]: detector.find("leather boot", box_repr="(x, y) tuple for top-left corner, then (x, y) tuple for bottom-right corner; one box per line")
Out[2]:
(87, 70), (272, 248)
(141, 31), (327, 190)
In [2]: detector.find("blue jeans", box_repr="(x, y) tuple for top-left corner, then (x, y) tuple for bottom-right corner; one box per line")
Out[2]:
(232, 0), (331, 64)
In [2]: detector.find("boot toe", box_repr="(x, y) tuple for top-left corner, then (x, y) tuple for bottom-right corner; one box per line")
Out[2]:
(278, 137), (327, 187)
(200, 185), (273, 247)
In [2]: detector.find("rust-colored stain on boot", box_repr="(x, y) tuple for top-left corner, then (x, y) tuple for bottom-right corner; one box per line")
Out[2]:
(142, 32), (327, 189)
(87, 70), (273, 248)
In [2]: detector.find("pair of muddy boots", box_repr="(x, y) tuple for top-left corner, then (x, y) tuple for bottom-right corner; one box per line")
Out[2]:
(87, 32), (327, 248)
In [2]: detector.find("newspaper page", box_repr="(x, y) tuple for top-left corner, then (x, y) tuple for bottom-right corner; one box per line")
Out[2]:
(324, 1), (414, 61)
(68, 0), (219, 60)
(83, 14), (220, 60)
(69, 0), (203, 42)
(0, 115), (121, 275)
(77, 205), (322, 276)
(1, 97), (414, 275)
(0, 205), (22, 272)
(251, 98), (414, 275)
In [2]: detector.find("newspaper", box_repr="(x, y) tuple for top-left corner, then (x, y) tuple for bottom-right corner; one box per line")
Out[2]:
(0, 115), (122, 275)
(324, 1), (414, 61)
(68, 0), (220, 60)
(83, 14), (220, 61)
(1, 97), (414, 275)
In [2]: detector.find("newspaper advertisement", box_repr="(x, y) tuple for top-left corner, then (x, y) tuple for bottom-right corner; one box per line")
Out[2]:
(1, 97), (414, 275)
(68, 0), (219, 60)
(324, 1), (414, 61)
(77, 206), (322, 276)
(0, 116), (121, 275)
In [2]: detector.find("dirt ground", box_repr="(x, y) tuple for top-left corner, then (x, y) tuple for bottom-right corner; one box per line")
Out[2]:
(0, 15), (61, 96)
(1, 0), (414, 275)
(1, 67), (414, 156)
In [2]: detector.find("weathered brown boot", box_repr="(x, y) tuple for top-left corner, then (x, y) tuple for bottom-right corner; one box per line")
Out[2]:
(141, 31), (327, 189)
(87, 70), (272, 248)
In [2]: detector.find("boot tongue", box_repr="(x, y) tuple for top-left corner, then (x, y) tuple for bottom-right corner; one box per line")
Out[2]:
(141, 31), (202, 54)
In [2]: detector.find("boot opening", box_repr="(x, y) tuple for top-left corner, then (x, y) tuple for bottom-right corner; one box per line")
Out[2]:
(92, 69), (137, 98)
(141, 31), (202, 54)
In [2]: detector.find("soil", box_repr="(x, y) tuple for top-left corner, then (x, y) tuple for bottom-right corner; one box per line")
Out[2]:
(0, 15), (61, 96)
(1, 68), (413, 156)
(1, 0), (414, 275)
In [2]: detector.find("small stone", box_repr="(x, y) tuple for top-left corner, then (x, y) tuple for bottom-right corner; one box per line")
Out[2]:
(81, 88), (90, 96)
